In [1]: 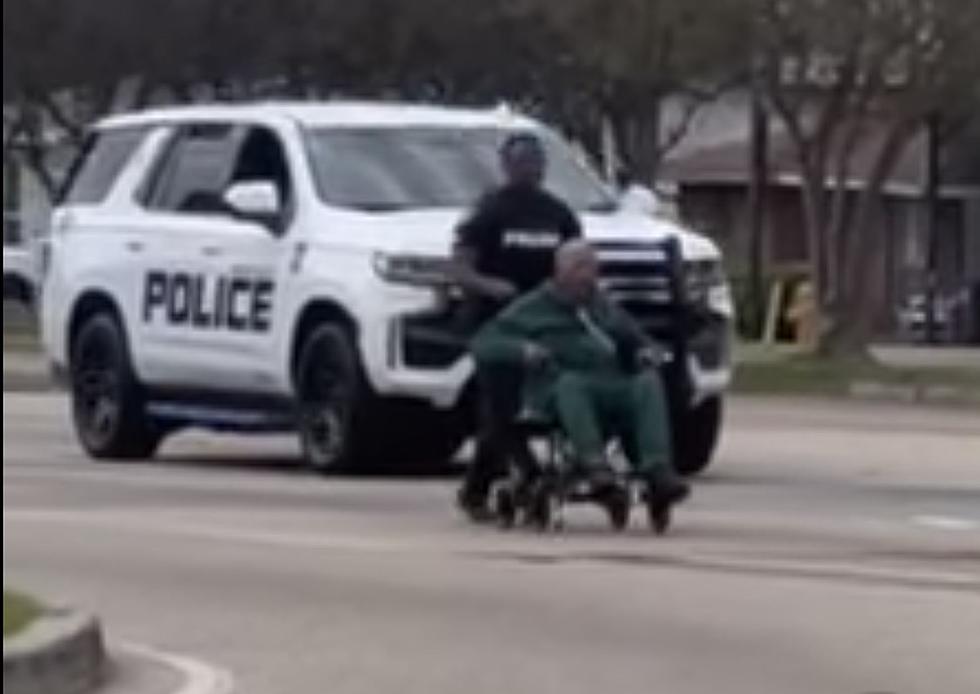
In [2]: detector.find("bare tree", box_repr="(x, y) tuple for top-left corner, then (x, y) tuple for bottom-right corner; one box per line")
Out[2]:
(526, 0), (752, 182)
(753, 0), (980, 355)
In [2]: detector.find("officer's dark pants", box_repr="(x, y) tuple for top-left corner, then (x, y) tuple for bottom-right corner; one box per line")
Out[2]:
(460, 362), (529, 506)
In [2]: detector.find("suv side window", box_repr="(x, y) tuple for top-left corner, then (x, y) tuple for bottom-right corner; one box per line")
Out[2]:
(145, 124), (293, 218)
(62, 127), (150, 206)
(229, 127), (293, 208)
(144, 123), (240, 214)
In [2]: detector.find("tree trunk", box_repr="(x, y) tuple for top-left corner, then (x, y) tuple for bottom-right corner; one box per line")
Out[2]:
(605, 90), (664, 185)
(822, 119), (921, 357)
(797, 153), (833, 350)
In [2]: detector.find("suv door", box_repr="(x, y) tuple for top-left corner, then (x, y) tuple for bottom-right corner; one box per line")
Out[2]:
(188, 125), (296, 393)
(138, 122), (292, 393)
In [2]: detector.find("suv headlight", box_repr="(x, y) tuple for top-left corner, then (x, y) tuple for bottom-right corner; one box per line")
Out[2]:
(373, 253), (452, 288)
(686, 259), (734, 317)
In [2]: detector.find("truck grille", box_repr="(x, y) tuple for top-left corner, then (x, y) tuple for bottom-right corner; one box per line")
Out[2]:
(596, 241), (684, 341)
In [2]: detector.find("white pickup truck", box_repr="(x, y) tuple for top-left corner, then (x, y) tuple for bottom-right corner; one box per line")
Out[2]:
(42, 102), (734, 476)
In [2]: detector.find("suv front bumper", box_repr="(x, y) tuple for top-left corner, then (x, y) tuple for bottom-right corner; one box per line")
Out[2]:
(365, 293), (733, 411)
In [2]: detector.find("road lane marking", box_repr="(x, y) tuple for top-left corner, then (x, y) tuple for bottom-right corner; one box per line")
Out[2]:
(119, 643), (235, 694)
(913, 515), (980, 532)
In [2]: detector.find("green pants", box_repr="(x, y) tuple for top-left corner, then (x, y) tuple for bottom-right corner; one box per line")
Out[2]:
(545, 371), (674, 477)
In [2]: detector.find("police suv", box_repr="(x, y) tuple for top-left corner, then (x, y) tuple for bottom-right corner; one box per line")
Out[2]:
(42, 103), (734, 475)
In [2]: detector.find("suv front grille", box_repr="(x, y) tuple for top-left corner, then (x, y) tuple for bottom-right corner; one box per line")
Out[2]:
(596, 241), (684, 342)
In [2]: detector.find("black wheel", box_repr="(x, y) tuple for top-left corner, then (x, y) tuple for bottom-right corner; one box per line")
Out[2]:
(494, 486), (517, 530)
(527, 480), (555, 532)
(606, 487), (631, 532)
(70, 314), (160, 461)
(296, 324), (365, 474)
(648, 502), (672, 536)
(674, 397), (723, 477)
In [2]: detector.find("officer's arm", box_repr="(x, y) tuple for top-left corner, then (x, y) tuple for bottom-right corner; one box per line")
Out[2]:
(449, 201), (519, 301)
(450, 244), (519, 302)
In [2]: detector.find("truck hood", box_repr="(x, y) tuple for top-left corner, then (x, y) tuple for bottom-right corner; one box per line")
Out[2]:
(318, 208), (721, 261)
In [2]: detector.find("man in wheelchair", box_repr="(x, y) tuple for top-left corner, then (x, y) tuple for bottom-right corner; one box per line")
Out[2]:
(471, 241), (691, 528)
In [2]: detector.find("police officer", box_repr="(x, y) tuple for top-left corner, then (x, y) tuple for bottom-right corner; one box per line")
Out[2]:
(454, 133), (583, 521)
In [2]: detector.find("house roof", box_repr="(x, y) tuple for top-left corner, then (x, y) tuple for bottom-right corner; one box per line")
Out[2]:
(661, 124), (980, 199)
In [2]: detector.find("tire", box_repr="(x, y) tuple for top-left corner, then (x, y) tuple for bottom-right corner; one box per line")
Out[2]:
(296, 324), (368, 474)
(674, 396), (723, 477)
(70, 314), (161, 461)
(296, 323), (471, 475)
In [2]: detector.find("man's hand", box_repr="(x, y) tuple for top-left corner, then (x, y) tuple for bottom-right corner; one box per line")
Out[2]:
(450, 246), (518, 302)
(637, 345), (670, 369)
(523, 342), (553, 369)
(487, 279), (519, 302)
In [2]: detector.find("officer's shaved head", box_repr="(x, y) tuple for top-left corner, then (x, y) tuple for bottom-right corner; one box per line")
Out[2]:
(554, 241), (600, 304)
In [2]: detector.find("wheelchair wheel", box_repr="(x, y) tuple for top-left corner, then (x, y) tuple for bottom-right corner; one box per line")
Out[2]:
(494, 485), (517, 531)
(527, 480), (557, 532)
(648, 501), (673, 536)
(605, 487), (631, 532)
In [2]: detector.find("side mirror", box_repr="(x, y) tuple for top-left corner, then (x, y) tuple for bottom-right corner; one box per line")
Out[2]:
(223, 181), (283, 228)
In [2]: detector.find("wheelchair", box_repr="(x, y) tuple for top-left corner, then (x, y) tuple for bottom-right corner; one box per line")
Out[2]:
(489, 410), (674, 535)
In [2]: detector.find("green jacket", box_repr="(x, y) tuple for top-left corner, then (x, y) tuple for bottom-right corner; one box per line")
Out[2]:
(471, 284), (653, 408)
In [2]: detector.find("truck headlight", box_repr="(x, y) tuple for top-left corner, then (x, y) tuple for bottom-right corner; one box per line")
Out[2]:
(686, 259), (734, 317)
(373, 253), (452, 288)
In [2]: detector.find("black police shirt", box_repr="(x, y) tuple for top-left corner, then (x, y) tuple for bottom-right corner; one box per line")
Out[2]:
(456, 184), (583, 305)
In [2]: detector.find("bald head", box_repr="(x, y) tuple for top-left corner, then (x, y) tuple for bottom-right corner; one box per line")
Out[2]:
(553, 241), (600, 304)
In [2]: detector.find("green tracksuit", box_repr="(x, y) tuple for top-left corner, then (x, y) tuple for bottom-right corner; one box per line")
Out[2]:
(471, 284), (673, 476)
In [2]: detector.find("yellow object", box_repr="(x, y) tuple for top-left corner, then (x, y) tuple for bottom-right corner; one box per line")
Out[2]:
(787, 282), (819, 350)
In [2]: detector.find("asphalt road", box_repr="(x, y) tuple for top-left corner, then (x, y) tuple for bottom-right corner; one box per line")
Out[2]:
(4, 393), (979, 694)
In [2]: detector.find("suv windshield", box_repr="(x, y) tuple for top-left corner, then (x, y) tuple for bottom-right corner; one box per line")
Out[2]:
(305, 127), (617, 213)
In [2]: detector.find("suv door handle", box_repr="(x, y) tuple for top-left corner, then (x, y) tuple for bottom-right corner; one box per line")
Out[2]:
(125, 241), (145, 253)
(201, 246), (224, 258)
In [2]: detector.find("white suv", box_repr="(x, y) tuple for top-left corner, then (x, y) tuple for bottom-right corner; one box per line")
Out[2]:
(42, 102), (734, 475)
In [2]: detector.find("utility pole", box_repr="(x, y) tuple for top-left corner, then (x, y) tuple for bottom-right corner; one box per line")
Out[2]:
(925, 112), (942, 345)
(747, 87), (771, 340)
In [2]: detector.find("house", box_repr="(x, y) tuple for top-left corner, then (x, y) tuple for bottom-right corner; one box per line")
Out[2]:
(660, 112), (980, 340)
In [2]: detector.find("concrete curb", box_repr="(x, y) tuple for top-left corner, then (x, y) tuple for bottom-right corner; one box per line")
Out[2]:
(3, 610), (107, 694)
